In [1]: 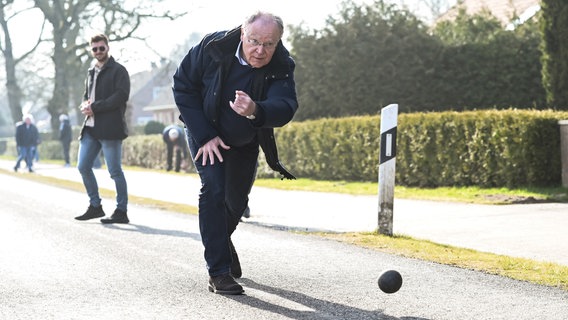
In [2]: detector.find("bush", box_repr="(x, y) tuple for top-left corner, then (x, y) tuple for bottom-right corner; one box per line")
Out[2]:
(14, 109), (568, 188)
(266, 109), (568, 187)
(144, 121), (165, 135)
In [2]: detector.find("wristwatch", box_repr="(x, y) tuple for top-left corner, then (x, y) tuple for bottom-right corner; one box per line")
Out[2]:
(246, 105), (257, 120)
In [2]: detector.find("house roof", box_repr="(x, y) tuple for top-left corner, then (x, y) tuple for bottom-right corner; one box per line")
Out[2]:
(438, 0), (541, 26)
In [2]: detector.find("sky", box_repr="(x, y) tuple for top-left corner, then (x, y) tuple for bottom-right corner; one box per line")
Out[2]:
(6, 0), (455, 75)
(112, 0), (454, 74)
(115, 0), (370, 73)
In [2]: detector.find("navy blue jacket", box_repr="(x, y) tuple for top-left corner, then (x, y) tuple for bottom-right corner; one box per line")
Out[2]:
(172, 27), (298, 178)
(15, 122), (39, 147)
(162, 125), (189, 159)
(59, 119), (72, 144)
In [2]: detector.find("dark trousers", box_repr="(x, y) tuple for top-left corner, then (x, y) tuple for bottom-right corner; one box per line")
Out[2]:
(62, 141), (71, 164)
(166, 143), (182, 172)
(186, 129), (258, 276)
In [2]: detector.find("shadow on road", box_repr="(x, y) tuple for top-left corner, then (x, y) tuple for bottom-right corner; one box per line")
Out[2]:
(101, 223), (202, 241)
(223, 278), (430, 320)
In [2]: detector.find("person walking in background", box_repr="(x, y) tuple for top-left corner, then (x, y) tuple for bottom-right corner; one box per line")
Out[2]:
(58, 114), (72, 167)
(162, 124), (188, 172)
(14, 114), (39, 173)
(173, 11), (298, 295)
(74, 33), (131, 224)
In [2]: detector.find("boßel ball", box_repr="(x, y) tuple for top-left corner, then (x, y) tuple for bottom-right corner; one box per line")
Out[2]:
(378, 269), (403, 293)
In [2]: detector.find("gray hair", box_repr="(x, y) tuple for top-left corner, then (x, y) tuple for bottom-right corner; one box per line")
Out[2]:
(243, 11), (284, 38)
(22, 114), (34, 122)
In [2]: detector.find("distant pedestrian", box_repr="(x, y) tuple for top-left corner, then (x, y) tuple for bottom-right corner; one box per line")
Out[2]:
(162, 125), (189, 172)
(14, 114), (39, 173)
(58, 114), (72, 167)
(172, 11), (298, 295)
(74, 33), (131, 224)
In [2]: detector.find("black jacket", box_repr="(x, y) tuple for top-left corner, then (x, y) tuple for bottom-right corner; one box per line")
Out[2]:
(59, 119), (72, 144)
(172, 27), (298, 179)
(80, 56), (130, 140)
(162, 125), (189, 159)
(15, 122), (39, 147)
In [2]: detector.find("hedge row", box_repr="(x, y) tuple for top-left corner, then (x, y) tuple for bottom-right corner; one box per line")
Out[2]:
(4, 109), (568, 188)
(3, 134), (188, 173)
(273, 109), (568, 188)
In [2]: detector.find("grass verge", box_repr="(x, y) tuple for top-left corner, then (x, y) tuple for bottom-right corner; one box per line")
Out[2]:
(0, 167), (198, 215)
(253, 177), (568, 204)
(319, 232), (568, 291)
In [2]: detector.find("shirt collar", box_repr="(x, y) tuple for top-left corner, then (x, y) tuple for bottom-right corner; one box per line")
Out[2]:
(235, 41), (249, 66)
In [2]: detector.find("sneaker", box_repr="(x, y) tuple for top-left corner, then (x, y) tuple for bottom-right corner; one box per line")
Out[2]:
(75, 205), (105, 221)
(208, 273), (244, 295)
(101, 209), (129, 224)
(229, 238), (242, 279)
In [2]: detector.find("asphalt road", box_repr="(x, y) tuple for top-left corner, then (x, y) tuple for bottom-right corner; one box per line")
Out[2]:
(1, 174), (567, 320)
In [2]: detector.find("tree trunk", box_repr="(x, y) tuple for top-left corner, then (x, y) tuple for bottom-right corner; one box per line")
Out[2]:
(0, 3), (23, 124)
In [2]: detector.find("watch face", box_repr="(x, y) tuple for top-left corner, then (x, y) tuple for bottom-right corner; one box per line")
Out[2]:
(246, 114), (256, 120)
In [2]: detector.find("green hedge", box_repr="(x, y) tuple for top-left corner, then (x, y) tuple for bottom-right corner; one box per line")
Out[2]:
(5, 110), (568, 188)
(2, 133), (191, 172)
(395, 110), (567, 187)
(270, 109), (568, 187)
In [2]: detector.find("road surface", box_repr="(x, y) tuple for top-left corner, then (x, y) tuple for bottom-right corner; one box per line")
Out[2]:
(1, 174), (567, 319)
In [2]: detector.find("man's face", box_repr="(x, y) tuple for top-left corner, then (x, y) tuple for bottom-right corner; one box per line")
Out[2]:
(90, 40), (109, 62)
(240, 20), (281, 68)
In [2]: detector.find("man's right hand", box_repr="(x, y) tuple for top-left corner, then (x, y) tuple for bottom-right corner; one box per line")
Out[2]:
(194, 136), (230, 166)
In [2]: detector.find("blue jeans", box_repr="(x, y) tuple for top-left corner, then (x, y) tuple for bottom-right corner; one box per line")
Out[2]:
(185, 128), (258, 276)
(15, 146), (35, 170)
(77, 131), (128, 211)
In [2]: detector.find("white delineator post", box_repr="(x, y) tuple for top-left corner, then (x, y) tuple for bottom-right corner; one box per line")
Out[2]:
(378, 104), (398, 236)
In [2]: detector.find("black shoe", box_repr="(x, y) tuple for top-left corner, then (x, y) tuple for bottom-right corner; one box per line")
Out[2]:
(229, 238), (242, 279)
(242, 207), (250, 219)
(101, 209), (129, 224)
(75, 205), (105, 221)
(13, 166), (17, 172)
(208, 274), (244, 295)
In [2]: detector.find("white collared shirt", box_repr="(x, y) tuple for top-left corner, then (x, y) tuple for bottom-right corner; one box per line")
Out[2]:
(235, 41), (249, 66)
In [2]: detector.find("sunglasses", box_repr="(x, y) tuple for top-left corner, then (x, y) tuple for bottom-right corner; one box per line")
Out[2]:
(91, 46), (106, 53)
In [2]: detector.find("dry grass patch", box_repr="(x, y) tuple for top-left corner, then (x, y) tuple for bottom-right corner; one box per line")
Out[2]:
(321, 232), (568, 291)
(0, 168), (198, 215)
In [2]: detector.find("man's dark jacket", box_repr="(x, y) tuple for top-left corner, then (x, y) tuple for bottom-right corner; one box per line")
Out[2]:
(59, 119), (72, 144)
(172, 27), (298, 179)
(80, 56), (130, 140)
(162, 125), (189, 159)
(15, 122), (39, 147)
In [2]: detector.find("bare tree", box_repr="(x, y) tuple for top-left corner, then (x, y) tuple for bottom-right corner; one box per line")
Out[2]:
(33, 0), (180, 135)
(0, 0), (46, 124)
(398, 0), (453, 22)
(420, 0), (451, 19)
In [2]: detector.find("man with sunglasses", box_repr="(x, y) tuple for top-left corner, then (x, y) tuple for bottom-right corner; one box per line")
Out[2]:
(75, 34), (131, 224)
(173, 12), (298, 295)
